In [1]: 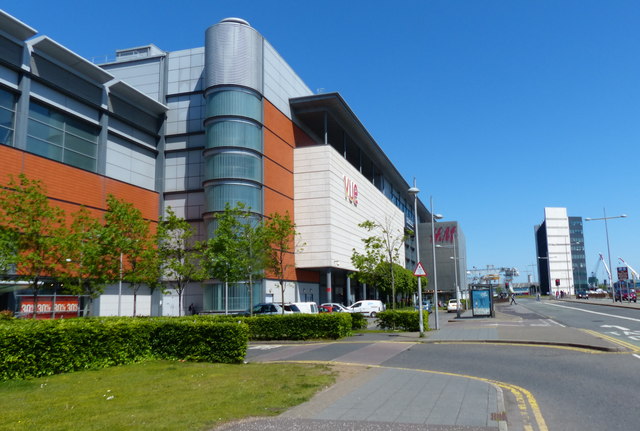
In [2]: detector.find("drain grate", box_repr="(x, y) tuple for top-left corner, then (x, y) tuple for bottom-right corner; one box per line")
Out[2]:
(491, 412), (507, 421)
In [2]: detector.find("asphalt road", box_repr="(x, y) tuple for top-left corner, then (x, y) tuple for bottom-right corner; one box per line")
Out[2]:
(521, 298), (640, 349)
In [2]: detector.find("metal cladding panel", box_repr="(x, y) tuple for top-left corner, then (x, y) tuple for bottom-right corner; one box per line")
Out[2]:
(204, 22), (263, 93)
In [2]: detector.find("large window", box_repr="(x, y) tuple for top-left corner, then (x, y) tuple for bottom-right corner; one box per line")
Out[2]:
(205, 119), (262, 151)
(205, 88), (262, 122)
(205, 150), (262, 182)
(0, 88), (16, 146)
(27, 101), (99, 172)
(204, 183), (262, 214)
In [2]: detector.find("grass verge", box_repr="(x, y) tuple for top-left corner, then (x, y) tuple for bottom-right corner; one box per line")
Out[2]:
(0, 360), (336, 431)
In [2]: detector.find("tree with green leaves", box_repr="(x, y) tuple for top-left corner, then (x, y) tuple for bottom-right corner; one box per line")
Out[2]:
(0, 174), (67, 318)
(103, 195), (160, 316)
(263, 211), (299, 314)
(58, 207), (110, 316)
(157, 207), (205, 316)
(351, 218), (406, 309)
(200, 203), (256, 314)
(373, 262), (417, 305)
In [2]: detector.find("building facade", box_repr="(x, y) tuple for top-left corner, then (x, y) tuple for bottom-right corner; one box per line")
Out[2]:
(535, 207), (575, 296)
(0, 11), (465, 316)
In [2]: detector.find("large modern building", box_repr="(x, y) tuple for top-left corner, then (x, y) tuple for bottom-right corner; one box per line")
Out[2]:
(534, 207), (586, 296)
(0, 11), (466, 316)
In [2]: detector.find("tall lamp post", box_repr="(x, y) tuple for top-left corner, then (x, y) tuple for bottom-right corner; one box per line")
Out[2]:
(430, 196), (443, 330)
(585, 209), (627, 303)
(408, 181), (424, 336)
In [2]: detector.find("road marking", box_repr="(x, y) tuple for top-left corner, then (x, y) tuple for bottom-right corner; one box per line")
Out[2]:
(581, 329), (640, 353)
(544, 302), (640, 323)
(601, 325), (630, 331)
(248, 345), (283, 350)
(546, 319), (565, 327)
(633, 354), (640, 361)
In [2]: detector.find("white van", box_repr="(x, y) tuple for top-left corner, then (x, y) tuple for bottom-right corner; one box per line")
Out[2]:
(346, 300), (385, 317)
(291, 302), (319, 314)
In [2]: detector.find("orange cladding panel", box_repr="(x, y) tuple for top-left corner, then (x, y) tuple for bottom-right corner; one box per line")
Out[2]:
(0, 146), (159, 223)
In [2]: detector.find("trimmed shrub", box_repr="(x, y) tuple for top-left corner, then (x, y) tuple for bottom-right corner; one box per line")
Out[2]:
(376, 310), (427, 332)
(349, 312), (368, 330)
(0, 318), (248, 381)
(197, 313), (352, 340)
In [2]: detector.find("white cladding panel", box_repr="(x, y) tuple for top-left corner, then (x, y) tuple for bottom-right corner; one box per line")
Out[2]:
(294, 146), (405, 270)
(106, 134), (156, 190)
(544, 207), (574, 293)
(263, 41), (312, 119)
(105, 58), (162, 101)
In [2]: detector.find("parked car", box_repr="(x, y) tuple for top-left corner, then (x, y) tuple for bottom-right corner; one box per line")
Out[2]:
(414, 300), (433, 312)
(447, 299), (459, 313)
(615, 289), (637, 302)
(345, 300), (386, 317)
(291, 302), (318, 314)
(248, 303), (299, 315)
(576, 290), (589, 299)
(320, 303), (348, 313)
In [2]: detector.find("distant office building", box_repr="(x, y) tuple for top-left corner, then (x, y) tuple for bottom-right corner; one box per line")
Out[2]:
(419, 221), (467, 301)
(534, 207), (577, 296)
(569, 217), (588, 292)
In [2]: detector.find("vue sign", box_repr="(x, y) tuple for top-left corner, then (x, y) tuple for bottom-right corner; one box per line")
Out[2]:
(343, 175), (358, 206)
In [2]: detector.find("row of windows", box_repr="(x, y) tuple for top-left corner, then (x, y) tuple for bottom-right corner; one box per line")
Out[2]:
(0, 88), (16, 146)
(27, 102), (99, 172)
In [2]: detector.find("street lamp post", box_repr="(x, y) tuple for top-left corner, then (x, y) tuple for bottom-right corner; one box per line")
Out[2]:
(408, 181), (424, 336)
(430, 196), (443, 330)
(585, 209), (627, 303)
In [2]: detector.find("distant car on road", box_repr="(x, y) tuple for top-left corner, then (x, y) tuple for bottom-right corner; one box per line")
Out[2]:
(415, 300), (433, 312)
(321, 303), (348, 313)
(447, 299), (459, 313)
(576, 291), (589, 299)
(615, 289), (637, 302)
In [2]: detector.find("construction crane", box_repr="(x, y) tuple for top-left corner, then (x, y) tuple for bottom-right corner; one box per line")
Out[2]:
(618, 257), (639, 279)
(597, 253), (613, 287)
(467, 266), (519, 285)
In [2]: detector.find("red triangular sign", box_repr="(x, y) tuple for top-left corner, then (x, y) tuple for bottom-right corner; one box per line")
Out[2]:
(414, 262), (427, 277)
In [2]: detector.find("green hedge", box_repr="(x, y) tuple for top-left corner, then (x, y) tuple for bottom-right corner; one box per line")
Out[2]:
(0, 318), (248, 381)
(198, 313), (352, 340)
(376, 310), (428, 331)
(349, 312), (368, 330)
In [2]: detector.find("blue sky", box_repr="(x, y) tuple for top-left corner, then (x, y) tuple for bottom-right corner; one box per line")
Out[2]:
(5, 1), (640, 284)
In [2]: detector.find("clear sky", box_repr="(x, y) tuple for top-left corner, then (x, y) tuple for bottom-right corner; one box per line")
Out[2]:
(5, 1), (640, 284)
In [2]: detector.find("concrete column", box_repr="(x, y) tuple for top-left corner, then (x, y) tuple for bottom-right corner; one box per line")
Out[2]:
(326, 270), (332, 303)
(346, 276), (351, 305)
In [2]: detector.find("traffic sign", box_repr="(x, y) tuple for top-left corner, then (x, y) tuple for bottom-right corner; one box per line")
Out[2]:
(414, 262), (427, 277)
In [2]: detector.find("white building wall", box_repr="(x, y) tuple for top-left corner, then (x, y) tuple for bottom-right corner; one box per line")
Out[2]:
(544, 207), (574, 295)
(294, 145), (405, 271)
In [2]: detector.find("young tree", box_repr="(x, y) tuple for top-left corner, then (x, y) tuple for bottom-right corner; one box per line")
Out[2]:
(200, 203), (252, 314)
(0, 174), (67, 318)
(157, 207), (205, 316)
(58, 207), (110, 316)
(103, 195), (160, 316)
(351, 219), (406, 309)
(263, 211), (298, 314)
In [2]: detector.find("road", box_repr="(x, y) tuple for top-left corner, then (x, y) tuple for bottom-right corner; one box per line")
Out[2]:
(520, 297), (640, 351)
(240, 300), (640, 430)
